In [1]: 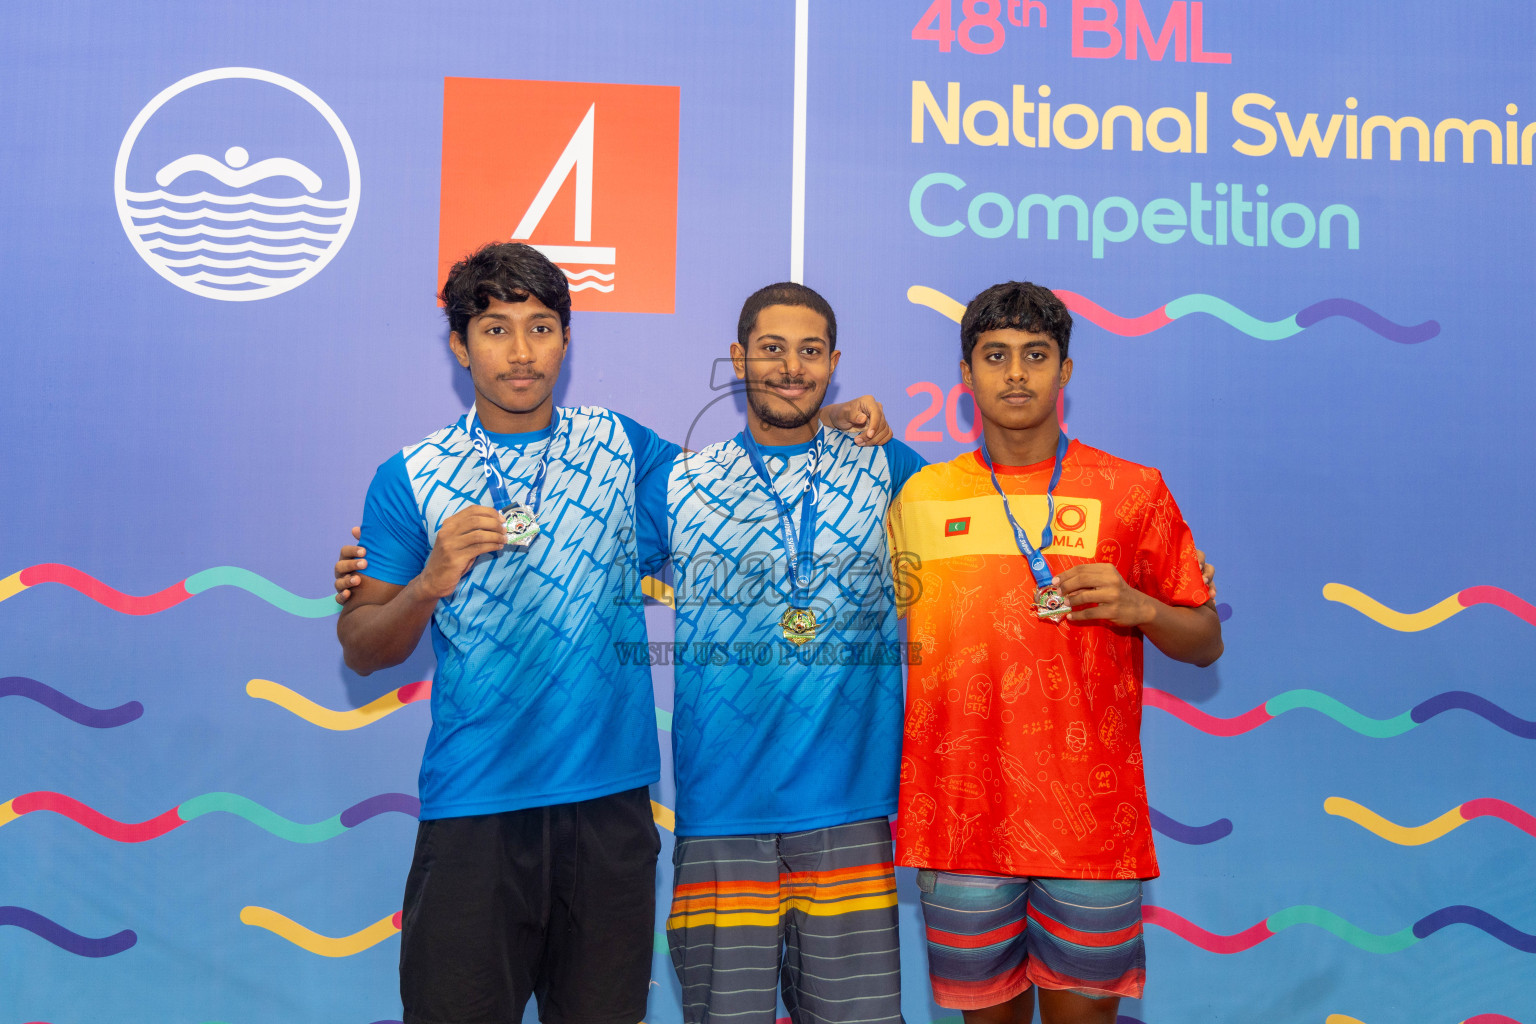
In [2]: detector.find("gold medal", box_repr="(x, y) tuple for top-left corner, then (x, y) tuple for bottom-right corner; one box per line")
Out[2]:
(781, 607), (818, 645)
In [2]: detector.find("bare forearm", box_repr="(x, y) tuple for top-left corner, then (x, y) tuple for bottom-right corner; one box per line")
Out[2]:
(337, 577), (440, 675)
(1141, 601), (1223, 667)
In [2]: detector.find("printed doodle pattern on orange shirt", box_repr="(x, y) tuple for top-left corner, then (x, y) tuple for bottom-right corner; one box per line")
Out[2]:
(890, 442), (1210, 879)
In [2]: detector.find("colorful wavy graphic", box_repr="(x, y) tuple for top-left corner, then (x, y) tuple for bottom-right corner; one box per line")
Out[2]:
(0, 791), (418, 842)
(239, 907), (401, 957)
(1323, 583), (1536, 631)
(642, 574), (675, 607)
(652, 800), (676, 833)
(0, 676), (142, 728)
(1329, 1016), (1524, 1024)
(0, 787), (678, 846)
(0, 564), (337, 617)
(906, 286), (1439, 343)
(246, 679), (430, 730)
(0, 906), (136, 957)
(1325, 796), (1536, 846)
(1146, 687), (1536, 740)
(248, 683), (670, 737)
(1145, 903), (1536, 954)
(1148, 808), (1233, 845)
(1412, 692), (1536, 738)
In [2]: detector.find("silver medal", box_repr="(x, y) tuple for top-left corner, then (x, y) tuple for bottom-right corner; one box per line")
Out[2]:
(500, 502), (541, 548)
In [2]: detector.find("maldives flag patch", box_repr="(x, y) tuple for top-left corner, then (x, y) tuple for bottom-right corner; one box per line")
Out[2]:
(945, 517), (971, 537)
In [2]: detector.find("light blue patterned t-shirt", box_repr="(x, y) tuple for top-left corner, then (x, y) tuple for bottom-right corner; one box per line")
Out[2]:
(638, 427), (925, 835)
(361, 406), (677, 819)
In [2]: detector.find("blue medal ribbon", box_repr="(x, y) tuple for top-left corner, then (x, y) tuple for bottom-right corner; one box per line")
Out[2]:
(737, 428), (823, 609)
(464, 405), (559, 517)
(979, 432), (1069, 589)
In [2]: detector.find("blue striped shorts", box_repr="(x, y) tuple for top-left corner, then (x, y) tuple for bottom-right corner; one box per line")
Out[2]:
(917, 871), (1146, 1009)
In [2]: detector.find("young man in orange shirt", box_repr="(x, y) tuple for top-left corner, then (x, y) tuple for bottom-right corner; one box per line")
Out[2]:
(889, 281), (1223, 1024)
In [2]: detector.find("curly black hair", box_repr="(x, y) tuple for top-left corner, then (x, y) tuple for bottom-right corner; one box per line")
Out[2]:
(440, 242), (571, 339)
(737, 282), (838, 350)
(960, 281), (1072, 364)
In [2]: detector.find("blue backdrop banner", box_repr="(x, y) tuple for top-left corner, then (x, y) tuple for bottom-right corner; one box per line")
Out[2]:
(2, 3), (1533, 1022)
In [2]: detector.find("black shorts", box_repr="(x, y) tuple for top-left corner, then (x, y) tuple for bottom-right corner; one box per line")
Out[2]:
(400, 786), (661, 1024)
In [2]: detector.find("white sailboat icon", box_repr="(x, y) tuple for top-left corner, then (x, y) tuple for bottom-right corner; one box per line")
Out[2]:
(513, 104), (616, 292)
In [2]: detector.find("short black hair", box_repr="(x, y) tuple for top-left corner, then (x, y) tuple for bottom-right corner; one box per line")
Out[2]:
(440, 242), (571, 339)
(960, 281), (1072, 364)
(737, 282), (837, 350)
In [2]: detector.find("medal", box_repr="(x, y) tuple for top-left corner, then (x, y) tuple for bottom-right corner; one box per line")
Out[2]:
(466, 406), (558, 550)
(781, 607), (818, 645)
(739, 429), (825, 642)
(980, 432), (1071, 623)
(500, 502), (541, 548)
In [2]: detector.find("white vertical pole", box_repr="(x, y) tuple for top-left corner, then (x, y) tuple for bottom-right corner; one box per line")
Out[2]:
(789, 0), (809, 283)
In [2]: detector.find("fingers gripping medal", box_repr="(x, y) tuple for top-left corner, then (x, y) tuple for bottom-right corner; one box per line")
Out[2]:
(981, 433), (1071, 622)
(466, 406), (557, 551)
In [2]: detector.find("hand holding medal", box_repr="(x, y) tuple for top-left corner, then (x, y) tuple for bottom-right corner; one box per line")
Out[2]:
(417, 505), (516, 599)
(1053, 563), (1158, 627)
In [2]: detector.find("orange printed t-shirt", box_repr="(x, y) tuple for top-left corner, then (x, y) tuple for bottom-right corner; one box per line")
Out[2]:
(889, 441), (1210, 880)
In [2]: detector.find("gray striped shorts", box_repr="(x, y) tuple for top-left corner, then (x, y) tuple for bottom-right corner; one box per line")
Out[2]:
(667, 817), (904, 1024)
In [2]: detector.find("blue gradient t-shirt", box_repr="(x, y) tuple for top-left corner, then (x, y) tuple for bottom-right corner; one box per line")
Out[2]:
(638, 428), (926, 835)
(360, 406), (678, 819)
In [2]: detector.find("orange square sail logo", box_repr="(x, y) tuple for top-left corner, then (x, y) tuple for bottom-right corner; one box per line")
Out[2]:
(439, 78), (679, 314)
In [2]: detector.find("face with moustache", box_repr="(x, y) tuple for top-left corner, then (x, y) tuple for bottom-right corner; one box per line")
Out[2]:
(731, 304), (840, 435)
(960, 327), (1072, 436)
(449, 295), (569, 430)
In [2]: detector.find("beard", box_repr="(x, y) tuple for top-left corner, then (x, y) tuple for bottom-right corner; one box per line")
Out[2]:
(745, 378), (822, 430)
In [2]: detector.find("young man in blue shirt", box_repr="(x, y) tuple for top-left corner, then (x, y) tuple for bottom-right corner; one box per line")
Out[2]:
(636, 284), (925, 1024)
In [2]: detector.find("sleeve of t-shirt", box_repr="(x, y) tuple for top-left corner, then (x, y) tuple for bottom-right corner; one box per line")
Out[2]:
(1132, 471), (1211, 609)
(359, 452), (430, 587)
(632, 452), (677, 578)
(617, 413), (683, 577)
(888, 477), (917, 620)
(881, 438), (929, 496)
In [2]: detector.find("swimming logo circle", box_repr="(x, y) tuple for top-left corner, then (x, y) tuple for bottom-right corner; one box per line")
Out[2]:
(114, 67), (360, 301)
